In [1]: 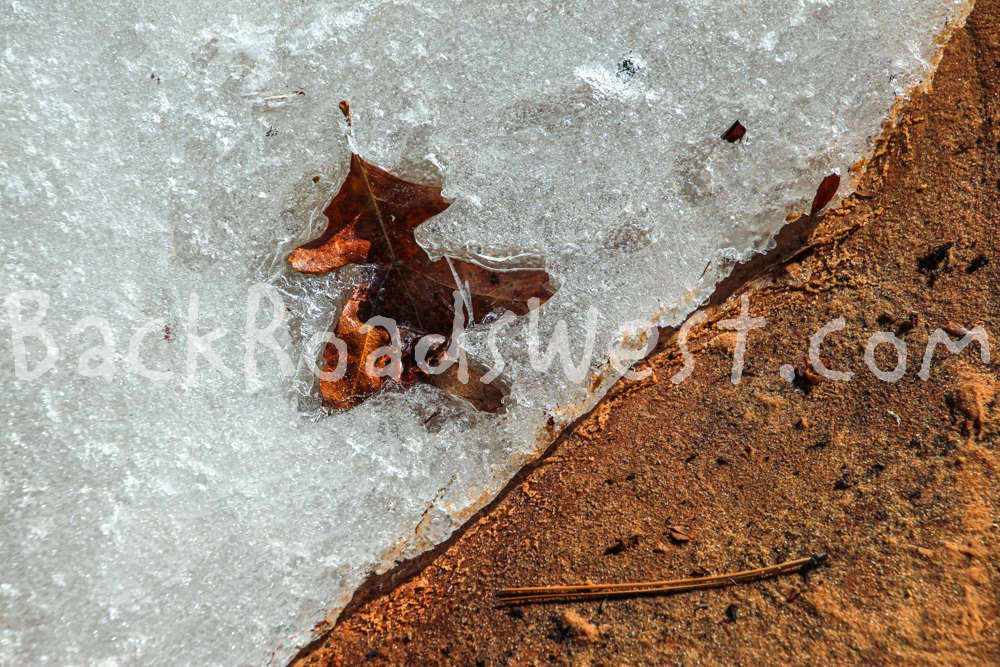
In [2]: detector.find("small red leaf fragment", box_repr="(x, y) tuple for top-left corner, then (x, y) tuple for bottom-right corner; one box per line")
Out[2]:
(721, 120), (747, 143)
(944, 322), (969, 337)
(811, 173), (841, 216)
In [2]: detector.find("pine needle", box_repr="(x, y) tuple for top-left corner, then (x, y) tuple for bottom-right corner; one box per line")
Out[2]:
(497, 553), (826, 604)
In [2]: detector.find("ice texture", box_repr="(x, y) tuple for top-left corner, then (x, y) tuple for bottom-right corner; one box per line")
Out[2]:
(0, 0), (968, 664)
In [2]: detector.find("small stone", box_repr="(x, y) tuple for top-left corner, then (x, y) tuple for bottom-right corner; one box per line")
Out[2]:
(950, 373), (995, 428)
(560, 610), (599, 643)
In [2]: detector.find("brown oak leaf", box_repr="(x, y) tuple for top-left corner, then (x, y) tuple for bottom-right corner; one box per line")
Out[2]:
(290, 153), (555, 411)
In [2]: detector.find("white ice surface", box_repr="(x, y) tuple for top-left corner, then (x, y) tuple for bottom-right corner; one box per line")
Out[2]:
(0, 0), (968, 664)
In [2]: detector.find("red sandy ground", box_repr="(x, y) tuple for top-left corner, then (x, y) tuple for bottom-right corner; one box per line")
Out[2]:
(291, 3), (1000, 665)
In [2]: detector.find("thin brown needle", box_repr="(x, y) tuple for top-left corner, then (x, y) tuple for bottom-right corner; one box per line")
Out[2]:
(497, 554), (826, 604)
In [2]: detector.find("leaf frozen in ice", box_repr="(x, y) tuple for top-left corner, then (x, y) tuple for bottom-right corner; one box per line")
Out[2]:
(290, 152), (555, 411)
